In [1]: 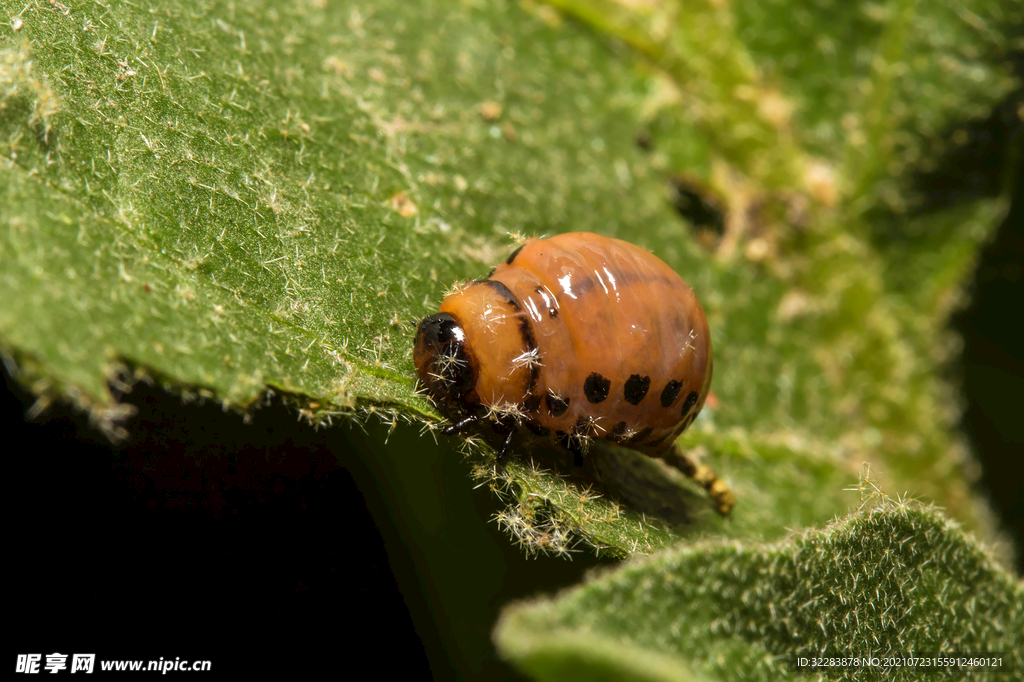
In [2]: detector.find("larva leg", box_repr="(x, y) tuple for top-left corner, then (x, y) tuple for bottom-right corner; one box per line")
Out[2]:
(559, 433), (585, 467)
(657, 445), (735, 516)
(443, 414), (480, 435)
(496, 428), (515, 462)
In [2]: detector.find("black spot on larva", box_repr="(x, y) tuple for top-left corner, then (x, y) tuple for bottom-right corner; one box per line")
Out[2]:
(647, 432), (671, 448)
(534, 286), (558, 318)
(518, 319), (537, 352)
(680, 391), (700, 417)
(573, 415), (595, 437)
(505, 244), (524, 265)
(546, 391), (570, 417)
(522, 394), (541, 413)
(584, 373), (611, 403)
(609, 421), (629, 442)
(623, 374), (650, 405)
(660, 380), (683, 407)
(481, 279), (521, 310)
(629, 426), (653, 443)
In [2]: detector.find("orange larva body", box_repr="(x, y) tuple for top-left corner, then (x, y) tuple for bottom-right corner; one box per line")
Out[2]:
(414, 232), (712, 456)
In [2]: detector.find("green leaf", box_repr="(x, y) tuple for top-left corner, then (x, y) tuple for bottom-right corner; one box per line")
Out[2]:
(495, 500), (1024, 682)
(0, 0), (1019, 561)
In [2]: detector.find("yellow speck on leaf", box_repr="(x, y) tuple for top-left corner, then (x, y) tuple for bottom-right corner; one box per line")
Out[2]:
(389, 191), (418, 217)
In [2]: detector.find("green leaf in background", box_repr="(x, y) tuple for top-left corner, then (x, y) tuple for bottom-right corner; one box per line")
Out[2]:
(0, 0), (686, 552)
(3, 0), (750, 555)
(496, 498), (1023, 682)
(2, 0), (1022, 676)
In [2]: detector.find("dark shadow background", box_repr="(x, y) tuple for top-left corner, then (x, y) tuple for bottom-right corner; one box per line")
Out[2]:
(924, 49), (1024, 572)
(7, 50), (1024, 682)
(7, 184), (1022, 678)
(952, 165), (1024, 572)
(4, 372), (610, 678)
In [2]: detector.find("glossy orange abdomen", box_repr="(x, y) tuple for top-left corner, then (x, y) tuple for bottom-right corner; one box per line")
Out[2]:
(418, 232), (712, 456)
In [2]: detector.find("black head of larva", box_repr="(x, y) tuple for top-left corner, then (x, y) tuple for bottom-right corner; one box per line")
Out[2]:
(413, 312), (476, 409)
